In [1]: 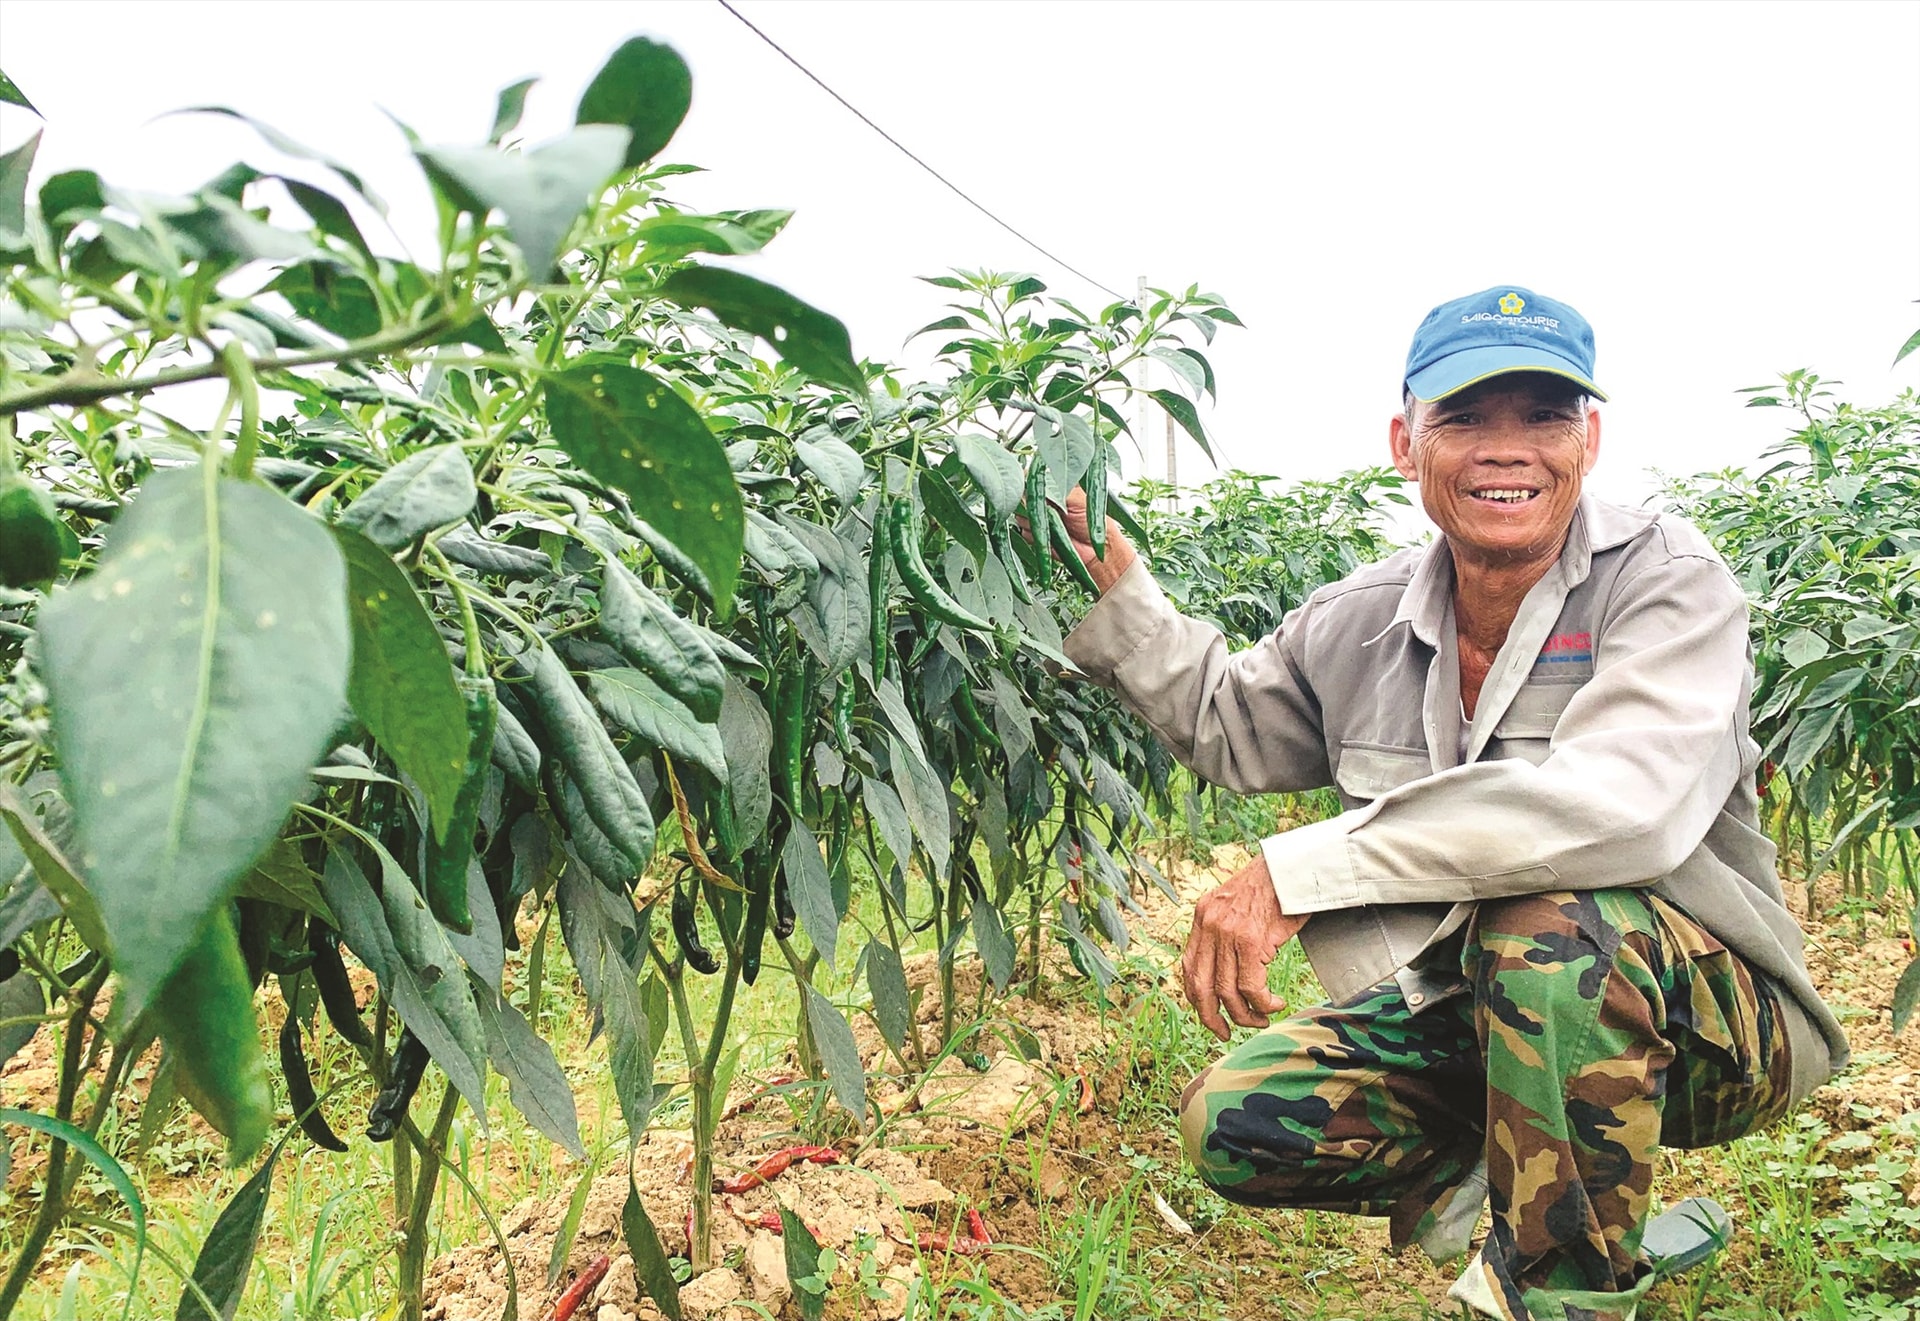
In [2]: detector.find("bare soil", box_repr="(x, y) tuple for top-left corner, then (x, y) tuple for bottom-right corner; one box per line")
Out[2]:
(423, 849), (1920, 1321)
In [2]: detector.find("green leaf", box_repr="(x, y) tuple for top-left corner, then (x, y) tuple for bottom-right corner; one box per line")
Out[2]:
(1784, 704), (1846, 776)
(414, 125), (630, 279)
(548, 1160), (596, 1289)
(599, 937), (655, 1144)
(490, 77), (538, 145)
(794, 431), (865, 506)
(1893, 955), (1920, 1035)
(0, 784), (108, 952)
(0, 1108), (144, 1319)
(235, 838), (334, 925)
(546, 362), (744, 613)
(622, 1176), (683, 1321)
(37, 468), (350, 1018)
(1147, 388), (1214, 463)
(0, 130), (40, 246)
(658, 267), (865, 394)
(718, 677), (774, 853)
(954, 435), (1024, 520)
(180, 107), (386, 211)
(780, 1201), (827, 1321)
(918, 469), (988, 564)
(268, 261), (381, 340)
(0, 970), (44, 1068)
(1147, 347), (1207, 399)
(151, 910), (271, 1162)
(0, 69), (39, 116)
(175, 1138), (282, 1321)
(1780, 629), (1828, 669)
(1035, 411), (1096, 508)
(864, 937), (910, 1052)
(335, 527), (468, 837)
(888, 733), (951, 881)
(280, 179), (373, 263)
(783, 818), (837, 970)
(1893, 327), (1920, 369)
(476, 991), (584, 1158)
(588, 668), (726, 780)
(576, 37), (692, 170)
(598, 559), (725, 723)
(635, 208), (792, 259)
(317, 851), (490, 1119)
(971, 894), (1015, 994)
(338, 446), (477, 551)
(803, 985), (868, 1125)
(1801, 667), (1865, 710)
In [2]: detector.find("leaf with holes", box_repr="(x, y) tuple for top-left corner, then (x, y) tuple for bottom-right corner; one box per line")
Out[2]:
(546, 362), (743, 612)
(659, 267), (864, 394)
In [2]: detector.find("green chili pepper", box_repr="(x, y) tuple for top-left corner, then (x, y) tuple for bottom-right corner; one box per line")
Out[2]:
(739, 847), (772, 986)
(366, 1029), (430, 1143)
(888, 501), (992, 633)
(832, 673), (856, 752)
(989, 517), (1033, 604)
(1020, 457), (1053, 586)
(869, 495), (894, 678)
(279, 1015), (349, 1152)
(771, 661), (809, 814)
(1048, 504), (1102, 597)
(423, 672), (497, 934)
(954, 683), (1000, 751)
(1085, 443), (1109, 560)
(672, 874), (719, 975)
(772, 868), (796, 940)
(307, 922), (373, 1050)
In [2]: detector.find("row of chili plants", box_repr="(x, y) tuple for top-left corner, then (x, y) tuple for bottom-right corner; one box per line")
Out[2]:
(0, 39), (1409, 1321)
(1656, 361), (1920, 1026)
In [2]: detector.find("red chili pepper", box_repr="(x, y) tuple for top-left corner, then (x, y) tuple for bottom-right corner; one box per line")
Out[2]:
(543, 1253), (610, 1321)
(1076, 1073), (1095, 1115)
(967, 1208), (991, 1243)
(922, 1231), (992, 1258)
(713, 1144), (841, 1194)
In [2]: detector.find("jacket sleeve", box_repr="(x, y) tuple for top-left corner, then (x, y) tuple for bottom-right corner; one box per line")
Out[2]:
(1259, 548), (1754, 913)
(1062, 557), (1333, 795)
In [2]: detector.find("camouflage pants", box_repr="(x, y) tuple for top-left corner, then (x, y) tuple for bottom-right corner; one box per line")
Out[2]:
(1178, 890), (1797, 1321)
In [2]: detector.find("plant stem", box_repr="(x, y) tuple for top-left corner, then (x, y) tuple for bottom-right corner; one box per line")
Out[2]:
(0, 963), (107, 1318)
(396, 1087), (461, 1321)
(0, 312), (457, 417)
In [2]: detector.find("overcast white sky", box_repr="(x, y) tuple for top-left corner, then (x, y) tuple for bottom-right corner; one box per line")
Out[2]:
(1, 0), (1915, 507)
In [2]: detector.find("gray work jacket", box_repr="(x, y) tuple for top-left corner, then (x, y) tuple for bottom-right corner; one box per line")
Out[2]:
(1063, 494), (1845, 1103)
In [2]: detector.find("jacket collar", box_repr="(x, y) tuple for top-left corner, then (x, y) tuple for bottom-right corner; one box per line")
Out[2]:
(1368, 494), (1654, 648)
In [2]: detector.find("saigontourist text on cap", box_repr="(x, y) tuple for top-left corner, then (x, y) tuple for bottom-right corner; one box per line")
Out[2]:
(1403, 285), (1608, 404)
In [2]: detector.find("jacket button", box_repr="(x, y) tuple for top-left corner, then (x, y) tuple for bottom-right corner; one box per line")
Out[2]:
(1408, 991), (1426, 1007)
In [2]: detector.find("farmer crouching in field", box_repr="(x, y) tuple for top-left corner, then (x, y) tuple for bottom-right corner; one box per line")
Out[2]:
(1053, 286), (1849, 1321)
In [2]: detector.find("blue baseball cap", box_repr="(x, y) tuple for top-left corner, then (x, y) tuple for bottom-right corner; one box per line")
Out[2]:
(1403, 285), (1607, 403)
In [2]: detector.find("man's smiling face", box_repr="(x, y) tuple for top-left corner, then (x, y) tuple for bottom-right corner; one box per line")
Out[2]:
(1388, 373), (1602, 572)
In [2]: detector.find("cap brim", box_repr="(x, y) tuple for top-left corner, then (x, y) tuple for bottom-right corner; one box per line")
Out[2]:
(1407, 345), (1608, 403)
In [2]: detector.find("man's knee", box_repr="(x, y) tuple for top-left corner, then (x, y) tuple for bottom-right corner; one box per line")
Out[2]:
(1178, 1059), (1356, 1204)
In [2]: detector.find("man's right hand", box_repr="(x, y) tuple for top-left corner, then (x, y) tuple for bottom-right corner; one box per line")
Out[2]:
(1181, 851), (1308, 1041)
(1057, 486), (1137, 594)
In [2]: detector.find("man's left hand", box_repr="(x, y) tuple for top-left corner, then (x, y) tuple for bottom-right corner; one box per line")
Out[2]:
(1181, 852), (1309, 1041)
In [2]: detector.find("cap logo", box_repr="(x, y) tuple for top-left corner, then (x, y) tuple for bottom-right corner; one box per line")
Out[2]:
(1498, 292), (1525, 315)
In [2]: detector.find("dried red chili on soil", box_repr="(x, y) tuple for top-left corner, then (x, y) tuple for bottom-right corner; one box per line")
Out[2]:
(967, 1208), (992, 1243)
(543, 1253), (610, 1321)
(712, 1144), (843, 1193)
(921, 1231), (992, 1257)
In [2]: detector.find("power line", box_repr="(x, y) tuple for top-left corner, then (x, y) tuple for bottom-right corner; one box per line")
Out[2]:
(714, 0), (1126, 301)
